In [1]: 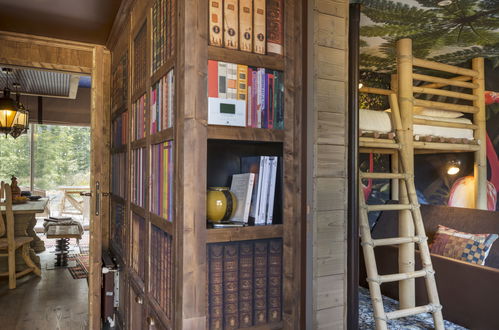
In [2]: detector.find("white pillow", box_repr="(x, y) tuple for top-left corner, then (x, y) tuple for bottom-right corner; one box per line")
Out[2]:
(413, 106), (463, 118)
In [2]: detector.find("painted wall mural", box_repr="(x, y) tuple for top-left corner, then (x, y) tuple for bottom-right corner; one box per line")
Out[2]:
(360, 0), (499, 212)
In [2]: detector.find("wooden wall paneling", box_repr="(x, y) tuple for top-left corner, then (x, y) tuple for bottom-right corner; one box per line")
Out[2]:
(282, 0), (303, 328)
(310, 0), (349, 329)
(175, 0), (208, 327)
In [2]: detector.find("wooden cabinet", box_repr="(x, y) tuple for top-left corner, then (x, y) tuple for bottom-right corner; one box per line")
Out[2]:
(108, 0), (303, 328)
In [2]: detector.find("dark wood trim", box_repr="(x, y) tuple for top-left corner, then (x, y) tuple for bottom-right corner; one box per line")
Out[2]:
(347, 4), (361, 330)
(150, 127), (174, 144)
(131, 137), (147, 149)
(150, 57), (176, 85)
(150, 213), (174, 235)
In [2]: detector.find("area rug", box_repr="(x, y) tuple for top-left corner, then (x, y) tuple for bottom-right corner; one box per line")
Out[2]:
(67, 253), (89, 280)
(359, 287), (468, 329)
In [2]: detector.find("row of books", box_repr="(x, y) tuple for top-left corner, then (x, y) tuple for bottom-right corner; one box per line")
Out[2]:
(132, 94), (147, 141)
(209, 0), (284, 55)
(133, 24), (148, 93)
(207, 238), (283, 329)
(151, 70), (175, 133)
(111, 51), (128, 111)
(132, 148), (146, 208)
(112, 111), (128, 148)
(208, 60), (284, 129)
(150, 141), (174, 221)
(111, 202), (126, 253)
(131, 213), (146, 280)
(151, 0), (176, 73)
(150, 225), (173, 319)
(112, 152), (127, 199)
(227, 156), (278, 225)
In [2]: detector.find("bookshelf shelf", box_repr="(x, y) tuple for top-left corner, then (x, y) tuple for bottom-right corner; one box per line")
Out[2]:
(151, 58), (175, 85)
(111, 194), (126, 204)
(206, 224), (283, 243)
(131, 89), (147, 103)
(238, 321), (283, 330)
(131, 138), (147, 149)
(150, 213), (174, 235)
(111, 145), (127, 154)
(207, 125), (285, 142)
(150, 127), (174, 144)
(208, 46), (284, 71)
(111, 106), (127, 120)
(131, 203), (147, 218)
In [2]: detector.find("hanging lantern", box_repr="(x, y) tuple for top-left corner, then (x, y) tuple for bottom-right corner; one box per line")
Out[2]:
(10, 84), (29, 138)
(0, 68), (18, 135)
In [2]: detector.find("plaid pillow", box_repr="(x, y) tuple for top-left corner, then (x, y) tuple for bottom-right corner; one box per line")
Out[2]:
(430, 225), (498, 265)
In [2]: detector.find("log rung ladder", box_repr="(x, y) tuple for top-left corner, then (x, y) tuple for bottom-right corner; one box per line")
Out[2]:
(359, 89), (444, 329)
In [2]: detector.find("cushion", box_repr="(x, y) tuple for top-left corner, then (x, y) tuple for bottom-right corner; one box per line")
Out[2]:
(430, 225), (498, 265)
(413, 106), (464, 118)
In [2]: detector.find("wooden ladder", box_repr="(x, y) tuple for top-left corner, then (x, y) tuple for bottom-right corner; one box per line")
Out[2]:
(359, 93), (444, 329)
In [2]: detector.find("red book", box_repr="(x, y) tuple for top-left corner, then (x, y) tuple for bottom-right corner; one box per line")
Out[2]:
(266, 0), (284, 55)
(208, 60), (219, 98)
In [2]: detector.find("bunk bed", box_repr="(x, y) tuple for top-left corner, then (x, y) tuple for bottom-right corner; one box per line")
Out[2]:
(359, 38), (487, 209)
(358, 38), (488, 328)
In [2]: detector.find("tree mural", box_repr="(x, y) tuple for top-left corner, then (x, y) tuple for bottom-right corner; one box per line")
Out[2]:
(360, 0), (499, 71)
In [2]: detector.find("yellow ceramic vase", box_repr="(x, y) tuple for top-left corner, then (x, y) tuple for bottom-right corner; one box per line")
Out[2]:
(206, 187), (237, 223)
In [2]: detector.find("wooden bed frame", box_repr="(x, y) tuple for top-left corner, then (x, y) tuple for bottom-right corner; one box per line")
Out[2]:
(358, 38), (487, 313)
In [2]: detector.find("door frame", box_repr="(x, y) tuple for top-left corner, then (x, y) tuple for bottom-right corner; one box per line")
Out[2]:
(0, 31), (111, 330)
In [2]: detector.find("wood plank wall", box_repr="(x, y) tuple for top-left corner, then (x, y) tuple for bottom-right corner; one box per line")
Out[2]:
(307, 0), (349, 329)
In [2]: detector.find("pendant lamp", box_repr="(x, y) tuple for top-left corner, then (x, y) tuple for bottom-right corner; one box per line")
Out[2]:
(0, 68), (18, 135)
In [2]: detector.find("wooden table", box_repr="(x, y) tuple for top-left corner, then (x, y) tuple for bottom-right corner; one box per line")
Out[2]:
(0, 198), (48, 271)
(58, 186), (90, 215)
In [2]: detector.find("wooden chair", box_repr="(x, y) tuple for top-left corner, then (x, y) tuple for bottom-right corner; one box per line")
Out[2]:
(0, 182), (41, 289)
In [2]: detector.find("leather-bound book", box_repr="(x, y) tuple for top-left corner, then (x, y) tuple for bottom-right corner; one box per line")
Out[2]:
(239, 242), (254, 327)
(266, 0), (283, 55)
(268, 239), (283, 322)
(253, 240), (268, 325)
(209, 244), (224, 330)
(239, 0), (253, 52)
(209, 0), (223, 47)
(224, 0), (239, 49)
(223, 244), (239, 329)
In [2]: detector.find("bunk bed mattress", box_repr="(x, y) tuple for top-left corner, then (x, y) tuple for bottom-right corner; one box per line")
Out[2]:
(359, 110), (474, 140)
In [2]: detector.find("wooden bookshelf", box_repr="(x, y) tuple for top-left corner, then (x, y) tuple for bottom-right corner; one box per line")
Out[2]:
(107, 0), (302, 328)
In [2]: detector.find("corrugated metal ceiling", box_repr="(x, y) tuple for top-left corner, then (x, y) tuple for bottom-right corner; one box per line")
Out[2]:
(0, 67), (84, 99)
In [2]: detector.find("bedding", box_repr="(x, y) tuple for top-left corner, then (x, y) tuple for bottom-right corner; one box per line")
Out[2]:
(359, 109), (474, 140)
(429, 224), (498, 265)
(413, 106), (464, 118)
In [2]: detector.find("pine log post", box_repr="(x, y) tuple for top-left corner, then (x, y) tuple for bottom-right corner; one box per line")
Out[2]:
(396, 38), (416, 309)
(472, 57), (487, 210)
(390, 74), (399, 202)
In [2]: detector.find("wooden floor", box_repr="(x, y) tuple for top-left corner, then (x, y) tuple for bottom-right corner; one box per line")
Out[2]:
(0, 249), (88, 330)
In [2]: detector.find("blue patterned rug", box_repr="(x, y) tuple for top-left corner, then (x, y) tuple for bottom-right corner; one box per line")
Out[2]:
(359, 287), (468, 329)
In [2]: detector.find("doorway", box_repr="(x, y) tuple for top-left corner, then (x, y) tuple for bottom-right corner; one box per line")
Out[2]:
(0, 33), (110, 330)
